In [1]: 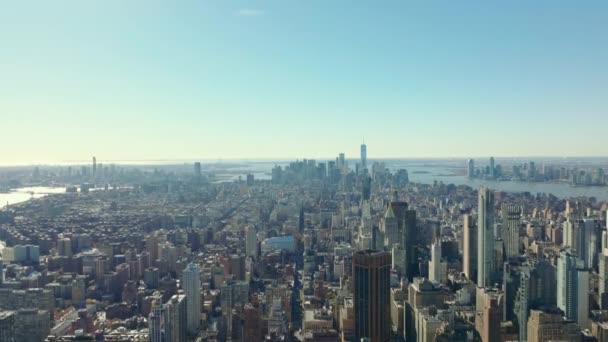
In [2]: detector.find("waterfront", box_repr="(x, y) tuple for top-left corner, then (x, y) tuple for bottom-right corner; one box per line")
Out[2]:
(2, 159), (608, 206)
(221, 160), (608, 201)
(0, 186), (66, 207)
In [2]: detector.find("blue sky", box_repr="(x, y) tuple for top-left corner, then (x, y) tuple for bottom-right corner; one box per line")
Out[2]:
(1, 1), (607, 163)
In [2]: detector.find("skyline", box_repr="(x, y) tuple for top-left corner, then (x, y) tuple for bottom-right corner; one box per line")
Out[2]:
(1, 1), (607, 163)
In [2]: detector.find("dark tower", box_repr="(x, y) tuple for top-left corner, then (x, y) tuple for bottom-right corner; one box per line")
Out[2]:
(353, 250), (391, 342)
(298, 206), (305, 233)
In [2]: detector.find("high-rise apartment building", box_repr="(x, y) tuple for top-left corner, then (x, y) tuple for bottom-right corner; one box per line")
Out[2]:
(149, 299), (163, 342)
(164, 294), (187, 342)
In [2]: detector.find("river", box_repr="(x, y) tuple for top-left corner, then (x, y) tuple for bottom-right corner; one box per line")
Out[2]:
(0, 186), (66, 207)
(225, 160), (608, 201)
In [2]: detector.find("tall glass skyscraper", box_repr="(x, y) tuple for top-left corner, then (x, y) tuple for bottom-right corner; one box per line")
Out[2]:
(353, 250), (391, 342)
(477, 186), (494, 288)
(360, 143), (367, 168)
(557, 250), (589, 329)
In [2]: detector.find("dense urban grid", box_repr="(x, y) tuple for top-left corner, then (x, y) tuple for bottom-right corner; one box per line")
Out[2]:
(1, 146), (608, 342)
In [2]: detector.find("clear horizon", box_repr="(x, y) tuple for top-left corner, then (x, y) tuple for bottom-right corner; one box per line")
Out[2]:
(1, 1), (607, 163)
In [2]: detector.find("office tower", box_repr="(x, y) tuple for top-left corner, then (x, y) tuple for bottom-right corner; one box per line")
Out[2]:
(566, 216), (599, 269)
(183, 262), (201, 335)
(489, 157), (495, 177)
(92, 156), (97, 176)
(229, 254), (245, 280)
(468, 159), (475, 178)
(380, 201), (407, 248)
(404, 209), (418, 281)
(563, 216), (575, 248)
(600, 250), (608, 308)
(353, 250), (391, 342)
(220, 280), (249, 339)
(429, 240), (445, 283)
(164, 294), (187, 342)
(246, 225), (258, 260)
(503, 257), (556, 340)
(361, 143), (367, 168)
(194, 162), (201, 178)
(339, 153), (345, 172)
(299, 206), (305, 233)
(149, 299), (163, 342)
(557, 250), (589, 329)
(362, 176), (371, 201)
(581, 218), (599, 269)
(527, 309), (581, 342)
(503, 258), (526, 324)
(0, 311), (15, 342)
(502, 204), (521, 258)
(477, 186), (495, 288)
(463, 214), (477, 282)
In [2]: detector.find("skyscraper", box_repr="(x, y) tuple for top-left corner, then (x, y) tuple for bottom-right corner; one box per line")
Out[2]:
(182, 262), (201, 335)
(92, 156), (97, 177)
(361, 143), (367, 168)
(468, 159), (475, 178)
(489, 157), (495, 177)
(600, 250), (608, 308)
(557, 250), (589, 329)
(404, 209), (418, 281)
(429, 239), (443, 283)
(353, 250), (391, 342)
(148, 299), (163, 342)
(380, 201), (407, 249)
(501, 204), (521, 258)
(463, 214), (477, 282)
(361, 176), (371, 201)
(194, 162), (201, 178)
(245, 225), (258, 260)
(243, 303), (262, 342)
(164, 294), (187, 342)
(477, 186), (494, 288)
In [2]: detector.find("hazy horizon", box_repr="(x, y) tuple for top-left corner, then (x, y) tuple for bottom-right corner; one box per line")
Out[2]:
(2, 155), (608, 168)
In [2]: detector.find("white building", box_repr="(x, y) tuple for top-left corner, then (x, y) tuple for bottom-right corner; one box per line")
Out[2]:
(182, 262), (201, 335)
